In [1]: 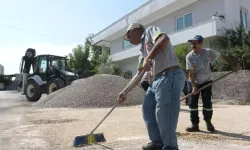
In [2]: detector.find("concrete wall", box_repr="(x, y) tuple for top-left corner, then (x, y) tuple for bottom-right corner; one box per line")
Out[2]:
(211, 70), (250, 102)
(152, 0), (225, 33)
(92, 0), (200, 45)
(224, 0), (250, 29)
(116, 56), (138, 76)
(110, 38), (124, 55)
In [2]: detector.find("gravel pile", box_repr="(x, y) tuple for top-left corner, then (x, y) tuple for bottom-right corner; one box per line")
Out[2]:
(33, 74), (145, 108)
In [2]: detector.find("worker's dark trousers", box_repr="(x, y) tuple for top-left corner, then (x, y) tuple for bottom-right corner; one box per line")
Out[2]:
(189, 81), (213, 124)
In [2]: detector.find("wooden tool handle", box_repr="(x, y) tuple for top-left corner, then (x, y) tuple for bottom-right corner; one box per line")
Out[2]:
(122, 70), (146, 95)
(180, 71), (234, 101)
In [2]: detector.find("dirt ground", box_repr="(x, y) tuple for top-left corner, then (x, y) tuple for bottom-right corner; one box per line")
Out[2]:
(0, 91), (250, 150)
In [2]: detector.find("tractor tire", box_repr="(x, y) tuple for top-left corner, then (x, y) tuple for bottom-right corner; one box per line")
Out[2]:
(25, 80), (42, 102)
(46, 78), (65, 95)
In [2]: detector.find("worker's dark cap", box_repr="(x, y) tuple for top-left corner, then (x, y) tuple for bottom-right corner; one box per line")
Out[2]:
(188, 35), (203, 42)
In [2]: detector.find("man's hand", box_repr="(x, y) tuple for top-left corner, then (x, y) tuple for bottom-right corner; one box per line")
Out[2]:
(232, 62), (242, 72)
(118, 91), (126, 104)
(192, 86), (198, 95)
(138, 66), (143, 72)
(187, 69), (198, 95)
(143, 59), (151, 71)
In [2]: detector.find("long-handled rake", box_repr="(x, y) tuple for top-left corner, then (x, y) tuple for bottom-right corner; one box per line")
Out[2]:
(73, 70), (146, 147)
(180, 71), (234, 101)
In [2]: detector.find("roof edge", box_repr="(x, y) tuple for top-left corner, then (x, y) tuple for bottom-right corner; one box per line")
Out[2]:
(92, 0), (153, 39)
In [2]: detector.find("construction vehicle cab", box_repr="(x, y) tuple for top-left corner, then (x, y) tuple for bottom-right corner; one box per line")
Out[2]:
(19, 48), (78, 101)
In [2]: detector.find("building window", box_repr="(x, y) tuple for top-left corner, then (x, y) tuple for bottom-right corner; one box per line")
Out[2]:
(240, 7), (248, 28)
(123, 40), (132, 49)
(176, 12), (193, 31)
(38, 56), (47, 73)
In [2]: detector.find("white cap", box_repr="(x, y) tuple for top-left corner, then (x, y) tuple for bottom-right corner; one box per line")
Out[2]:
(123, 22), (144, 41)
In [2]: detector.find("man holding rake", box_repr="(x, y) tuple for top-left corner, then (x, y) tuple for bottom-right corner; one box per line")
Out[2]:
(118, 22), (185, 150)
(185, 35), (242, 133)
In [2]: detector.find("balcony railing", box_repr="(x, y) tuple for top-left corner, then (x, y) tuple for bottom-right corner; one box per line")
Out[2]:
(111, 18), (231, 61)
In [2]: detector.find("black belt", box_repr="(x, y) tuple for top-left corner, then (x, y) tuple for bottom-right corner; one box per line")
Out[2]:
(155, 66), (180, 77)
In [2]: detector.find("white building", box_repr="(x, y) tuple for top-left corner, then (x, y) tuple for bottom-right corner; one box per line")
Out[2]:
(0, 64), (4, 75)
(0, 64), (4, 90)
(92, 0), (249, 76)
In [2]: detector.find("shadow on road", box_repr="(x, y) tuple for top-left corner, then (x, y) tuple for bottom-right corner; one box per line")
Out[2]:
(214, 130), (250, 141)
(96, 144), (114, 150)
(198, 130), (250, 142)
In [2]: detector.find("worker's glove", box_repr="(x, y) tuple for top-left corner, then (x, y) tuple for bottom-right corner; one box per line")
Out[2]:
(143, 59), (151, 71)
(118, 91), (126, 104)
(137, 63), (143, 72)
(192, 86), (198, 95)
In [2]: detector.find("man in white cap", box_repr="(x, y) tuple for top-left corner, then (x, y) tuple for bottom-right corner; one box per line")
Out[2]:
(118, 23), (185, 150)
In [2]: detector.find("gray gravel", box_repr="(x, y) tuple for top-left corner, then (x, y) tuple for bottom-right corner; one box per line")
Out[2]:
(33, 74), (145, 108)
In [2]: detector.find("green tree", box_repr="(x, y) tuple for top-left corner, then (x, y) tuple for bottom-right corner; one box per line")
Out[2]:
(174, 43), (189, 70)
(112, 64), (123, 76)
(218, 23), (250, 49)
(95, 48), (125, 76)
(87, 34), (102, 72)
(96, 49), (114, 74)
(68, 33), (124, 78)
(215, 23), (250, 70)
(68, 44), (93, 78)
(227, 45), (250, 70)
(87, 34), (123, 76)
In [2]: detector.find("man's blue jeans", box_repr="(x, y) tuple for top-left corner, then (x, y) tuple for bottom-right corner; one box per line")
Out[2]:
(142, 68), (185, 150)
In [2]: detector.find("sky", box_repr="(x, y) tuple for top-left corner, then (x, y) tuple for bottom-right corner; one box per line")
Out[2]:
(0, 0), (148, 74)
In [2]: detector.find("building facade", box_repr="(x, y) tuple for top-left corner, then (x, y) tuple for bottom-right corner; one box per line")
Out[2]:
(92, 0), (250, 76)
(0, 64), (4, 75)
